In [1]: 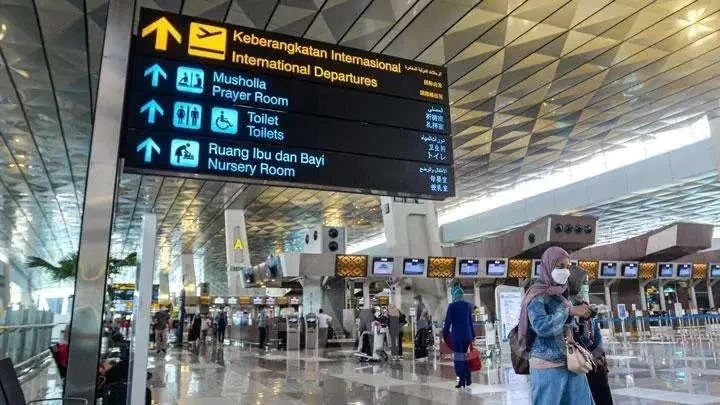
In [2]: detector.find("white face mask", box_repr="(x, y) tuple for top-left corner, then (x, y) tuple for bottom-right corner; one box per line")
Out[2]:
(551, 268), (571, 285)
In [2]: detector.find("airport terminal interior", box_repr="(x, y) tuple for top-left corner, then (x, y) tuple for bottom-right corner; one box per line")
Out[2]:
(2, 0), (720, 404)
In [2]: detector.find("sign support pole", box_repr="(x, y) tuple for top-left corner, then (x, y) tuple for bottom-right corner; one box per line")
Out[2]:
(65, 0), (134, 402)
(129, 213), (157, 405)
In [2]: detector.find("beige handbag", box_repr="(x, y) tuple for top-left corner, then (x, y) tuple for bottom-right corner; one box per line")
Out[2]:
(565, 332), (594, 375)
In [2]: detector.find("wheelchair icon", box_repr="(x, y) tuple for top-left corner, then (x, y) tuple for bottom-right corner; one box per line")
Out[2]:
(210, 107), (238, 134)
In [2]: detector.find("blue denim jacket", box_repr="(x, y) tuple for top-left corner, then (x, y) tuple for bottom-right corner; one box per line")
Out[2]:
(527, 294), (570, 363)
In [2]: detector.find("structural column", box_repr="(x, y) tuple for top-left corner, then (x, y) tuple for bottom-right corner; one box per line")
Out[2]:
(181, 253), (196, 294)
(225, 209), (251, 296)
(639, 280), (651, 311)
(65, 0), (134, 401)
(658, 280), (667, 312)
(380, 197), (445, 319)
(301, 277), (323, 315)
(129, 213), (156, 405)
(708, 280), (718, 309)
(362, 282), (371, 309)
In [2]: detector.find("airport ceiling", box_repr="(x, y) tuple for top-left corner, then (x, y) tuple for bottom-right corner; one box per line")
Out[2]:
(2, 0), (720, 290)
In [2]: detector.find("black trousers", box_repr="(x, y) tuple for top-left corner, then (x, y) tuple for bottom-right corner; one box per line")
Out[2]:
(398, 331), (403, 356)
(587, 367), (614, 405)
(259, 326), (267, 349)
(216, 327), (225, 343)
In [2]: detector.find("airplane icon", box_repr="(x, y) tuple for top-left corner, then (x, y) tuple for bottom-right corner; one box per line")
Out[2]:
(197, 26), (222, 39)
(188, 22), (227, 60)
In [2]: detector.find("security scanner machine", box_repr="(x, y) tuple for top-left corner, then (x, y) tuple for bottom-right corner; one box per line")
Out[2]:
(305, 313), (318, 350)
(287, 314), (301, 351)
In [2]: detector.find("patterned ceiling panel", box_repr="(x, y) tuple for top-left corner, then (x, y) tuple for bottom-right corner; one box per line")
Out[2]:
(3, 0), (720, 291)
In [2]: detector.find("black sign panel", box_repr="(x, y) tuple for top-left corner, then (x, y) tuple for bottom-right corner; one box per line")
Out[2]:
(127, 93), (451, 164)
(135, 9), (447, 103)
(130, 56), (449, 135)
(123, 131), (454, 198)
(120, 9), (454, 200)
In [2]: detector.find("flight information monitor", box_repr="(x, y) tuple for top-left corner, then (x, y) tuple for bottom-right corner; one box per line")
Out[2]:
(657, 263), (675, 278)
(486, 259), (508, 278)
(620, 262), (638, 278)
(676, 263), (692, 278)
(710, 264), (720, 278)
(458, 259), (480, 276)
(532, 260), (542, 278)
(403, 258), (426, 276)
(599, 262), (618, 278)
(119, 9), (454, 200)
(372, 257), (394, 276)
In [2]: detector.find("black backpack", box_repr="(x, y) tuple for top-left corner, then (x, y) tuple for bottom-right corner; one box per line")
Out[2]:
(508, 322), (536, 375)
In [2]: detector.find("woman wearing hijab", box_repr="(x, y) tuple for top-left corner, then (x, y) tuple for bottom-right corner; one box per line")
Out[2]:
(567, 266), (613, 405)
(519, 246), (594, 405)
(443, 282), (475, 388)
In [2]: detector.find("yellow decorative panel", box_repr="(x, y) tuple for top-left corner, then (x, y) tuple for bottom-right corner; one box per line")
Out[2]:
(578, 261), (597, 280)
(693, 263), (707, 280)
(509, 259), (532, 278)
(639, 262), (656, 279)
(275, 296), (288, 306)
(428, 257), (456, 278)
(376, 296), (389, 305)
(335, 255), (368, 278)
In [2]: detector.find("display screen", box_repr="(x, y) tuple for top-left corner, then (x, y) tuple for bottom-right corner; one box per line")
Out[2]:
(372, 257), (394, 275)
(459, 259), (479, 276)
(290, 297), (301, 305)
(265, 297), (276, 306)
(621, 263), (638, 278)
(120, 9), (453, 201)
(710, 264), (720, 278)
(252, 296), (264, 305)
(213, 297), (225, 304)
(486, 260), (507, 277)
(677, 264), (692, 278)
(658, 263), (674, 278)
(533, 261), (542, 278)
(403, 258), (425, 276)
(227, 297), (238, 305)
(600, 262), (618, 277)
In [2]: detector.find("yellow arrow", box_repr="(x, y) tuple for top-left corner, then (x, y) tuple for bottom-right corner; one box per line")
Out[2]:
(141, 16), (181, 51)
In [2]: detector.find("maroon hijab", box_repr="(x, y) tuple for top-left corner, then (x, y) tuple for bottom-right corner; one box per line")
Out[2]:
(518, 246), (572, 340)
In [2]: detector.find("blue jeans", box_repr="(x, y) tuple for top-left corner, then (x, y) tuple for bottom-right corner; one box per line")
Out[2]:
(453, 340), (471, 385)
(530, 366), (593, 405)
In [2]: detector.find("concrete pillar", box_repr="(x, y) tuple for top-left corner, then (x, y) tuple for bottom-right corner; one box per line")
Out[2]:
(225, 209), (251, 296)
(658, 280), (667, 312)
(181, 253), (196, 294)
(158, 271), (170, 305)
(381, 197), (442, 257)
(473, 281), (481, 309)
(380, 197), (445, 319)
(362, 282), (370, 309)
(301, 276), (323, 315)
(603, 280), (615, 313)
(709, 280), (718, 309)
(710, 117), (720, 179)
(639, 281), (650, 311)
(129, 213), (156, 405)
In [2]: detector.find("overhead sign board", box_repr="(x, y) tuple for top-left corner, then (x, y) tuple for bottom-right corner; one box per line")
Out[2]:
(120, 9), (453, 200)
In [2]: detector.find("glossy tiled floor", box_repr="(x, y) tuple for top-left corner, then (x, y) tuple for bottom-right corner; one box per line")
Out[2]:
(144, 338), (720, 405)
(20, 338), (720, 404)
